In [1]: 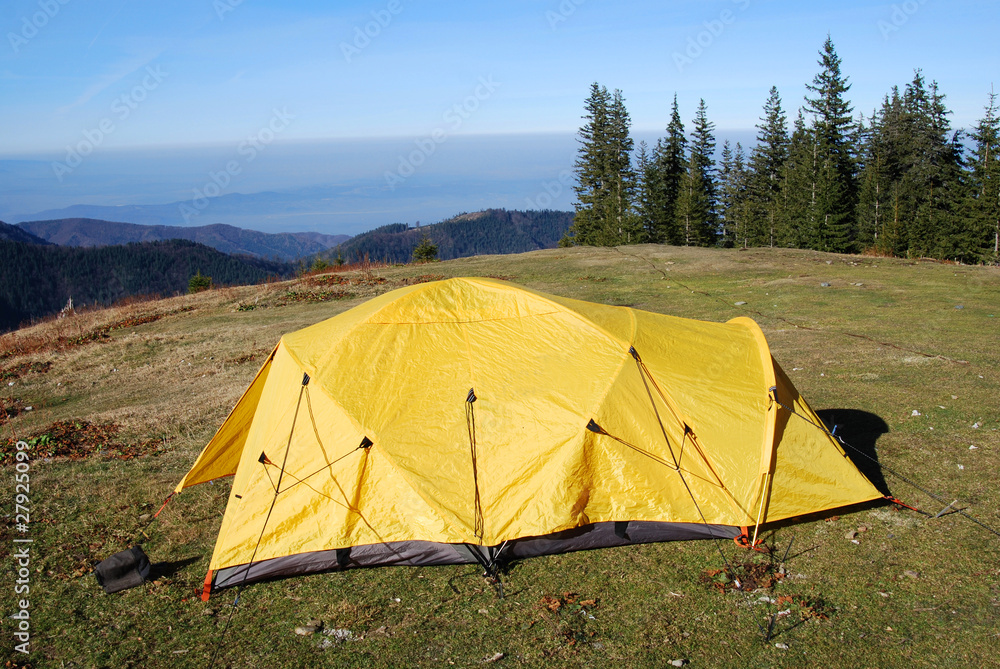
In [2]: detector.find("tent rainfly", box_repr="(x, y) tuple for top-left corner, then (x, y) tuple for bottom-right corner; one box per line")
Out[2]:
(177, 277), (881, 599)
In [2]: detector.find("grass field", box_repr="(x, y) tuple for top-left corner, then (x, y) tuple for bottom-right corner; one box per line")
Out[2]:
(2, 245), (998, 668)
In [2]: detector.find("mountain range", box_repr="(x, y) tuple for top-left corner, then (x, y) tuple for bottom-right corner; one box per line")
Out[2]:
(334, 209), (574, 264)
(18, 218), (347, 262)
(0, 208), (575, 332)
(0, 220), (293, 332)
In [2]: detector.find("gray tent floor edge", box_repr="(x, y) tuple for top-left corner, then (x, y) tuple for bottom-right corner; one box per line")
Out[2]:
(211, 520), (740, 591)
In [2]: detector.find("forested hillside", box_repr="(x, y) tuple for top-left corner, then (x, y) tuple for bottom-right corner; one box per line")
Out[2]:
(331, 209), (573, 264)
(0, 237), (291, 332)
(572, 37), (1000, 263)
(0, 221), (50, 245)
(18, 218), (348, 261)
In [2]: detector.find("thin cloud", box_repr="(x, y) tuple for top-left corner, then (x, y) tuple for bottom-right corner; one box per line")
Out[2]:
(88, 0), (131, 50)
(55, 52), (162, 114)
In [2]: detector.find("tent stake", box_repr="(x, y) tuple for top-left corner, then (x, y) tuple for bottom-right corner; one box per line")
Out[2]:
(933, 500), (960, 519)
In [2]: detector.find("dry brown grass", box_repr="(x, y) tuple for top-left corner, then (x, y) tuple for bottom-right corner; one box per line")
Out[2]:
(2, 246), (998, 668)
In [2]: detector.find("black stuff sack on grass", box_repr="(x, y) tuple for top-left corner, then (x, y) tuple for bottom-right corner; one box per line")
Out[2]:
(94, 545), (151, 594)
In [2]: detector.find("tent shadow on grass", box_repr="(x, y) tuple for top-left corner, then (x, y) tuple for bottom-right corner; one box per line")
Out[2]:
(815, 408), (890, 495)
(149, 556), (201, 580)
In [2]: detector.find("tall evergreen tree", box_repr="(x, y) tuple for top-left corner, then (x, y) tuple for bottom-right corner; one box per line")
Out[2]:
(607, 89), (641, 244)
(688, 98), (719, 243)
(747, 86), (790, 247)
(646, 95), (687, 244)
(804, 36), (858, 252)
(718, 141), (749, 247)
(675, 158), (713, 246)
(892, 72), (964, 258)
(856, 91), (904, 253)
(571, 83), (612, 245)
(779, 110), (819, 249)
(635, 141), (654, 241)
(571, 84), (638, 245)
(966, 90), (1000, 262)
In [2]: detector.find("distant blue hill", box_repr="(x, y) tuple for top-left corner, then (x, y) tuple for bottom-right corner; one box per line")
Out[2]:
(0, 236), (292, 333)
(0, 220), (50, 245)
(18, 218), (348, 262)
(334, 209), (574, 264)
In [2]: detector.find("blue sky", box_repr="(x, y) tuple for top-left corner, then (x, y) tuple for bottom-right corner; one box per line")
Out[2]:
(2, 0), (998, 155)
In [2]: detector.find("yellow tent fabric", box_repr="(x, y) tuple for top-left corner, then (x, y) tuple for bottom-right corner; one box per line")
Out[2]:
(178, 277), (880, 596)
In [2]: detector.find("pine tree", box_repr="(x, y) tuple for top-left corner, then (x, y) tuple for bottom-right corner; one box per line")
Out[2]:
(571, 83), (613, 245)
(891, 72), (965, 258)
(779, 110), (819, 249)
(646, 95), (687, 244)
(966, 90), (1000, 262)
(804, 36), (858, 252)
(718, 141), (749, 247)
(635, 141), (654, 240)
(675, 159), (712, 246)
(607, 89), (641, 244)
(571, 84), (637, 246)
(856, 91), (904, 253)
(688, 99), (719, 244)
(747, 86), (790, 247)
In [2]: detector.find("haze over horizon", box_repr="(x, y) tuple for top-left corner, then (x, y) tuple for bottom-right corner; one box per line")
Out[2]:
(2, 0), (997, 234)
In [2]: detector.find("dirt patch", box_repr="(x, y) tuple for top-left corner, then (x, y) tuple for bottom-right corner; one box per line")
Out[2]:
(279, 289), (352, 304)
(0, 397), (28, 424)
(402, 274), (447, 284)
(702, 557), (785, 592)
(0, 420), (166, 464)
(228, 349), (272, 365)
(1, 360), (52, 381)
(0, 307), (194, 361)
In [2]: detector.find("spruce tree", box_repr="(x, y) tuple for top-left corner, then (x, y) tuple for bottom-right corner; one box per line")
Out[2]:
(571, 84), (637, 246)
(675, 158), (712, 246)
(635, 141), (654, 239)
(747, 86), (790, 247)
(607, 89), (640, 244)
(966, 90), (1000, 262)
(804, 36), (858, 252)
(646, 95), (687, 244)
(856, 92), (902, 253)
(688, 99), (719, 243)
(718, 141), (749, 247)
(779, 110), (819, 249)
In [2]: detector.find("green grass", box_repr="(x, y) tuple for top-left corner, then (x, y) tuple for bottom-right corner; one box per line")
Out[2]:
(2, 245), (999, 668)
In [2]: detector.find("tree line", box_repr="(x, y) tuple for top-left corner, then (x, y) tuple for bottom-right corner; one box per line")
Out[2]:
(569, 37), (999, 263)
(0, 238), (291, 332)
(327, 209), (574, 264)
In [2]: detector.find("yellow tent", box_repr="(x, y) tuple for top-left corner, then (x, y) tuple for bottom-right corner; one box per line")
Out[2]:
(178, 277), (880, 599)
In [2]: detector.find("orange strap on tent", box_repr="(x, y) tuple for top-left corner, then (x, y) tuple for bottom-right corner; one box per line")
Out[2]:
(201, 570), (214, 601)
(734, 526), (768, 552)
(884, 494), (923, 514)
(153, 492), (174, 518)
